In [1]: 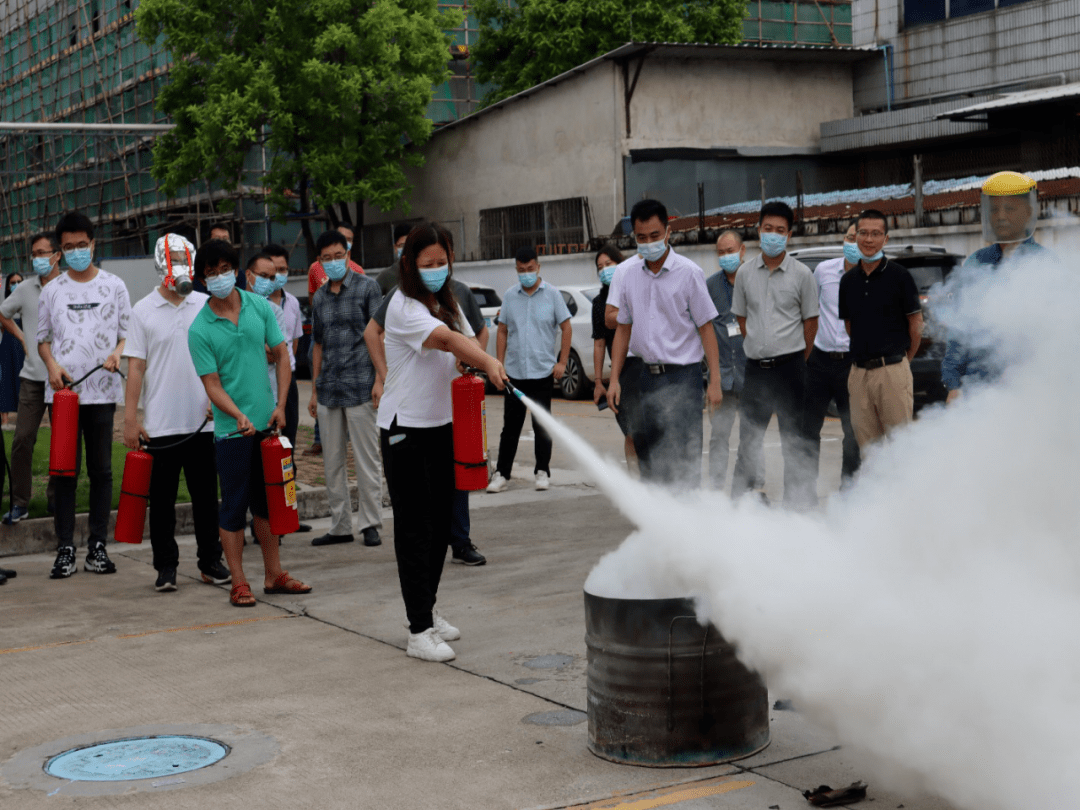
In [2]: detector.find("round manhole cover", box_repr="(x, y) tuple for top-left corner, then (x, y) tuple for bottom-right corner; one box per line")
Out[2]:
(523, 654), (573, 670)
(522, 710), (588, 726)
(45, 736), (228, 782)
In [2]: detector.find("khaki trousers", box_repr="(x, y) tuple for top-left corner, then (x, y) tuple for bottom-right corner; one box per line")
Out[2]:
(848, 357), (913, 449)
(317, 401), (382, 537)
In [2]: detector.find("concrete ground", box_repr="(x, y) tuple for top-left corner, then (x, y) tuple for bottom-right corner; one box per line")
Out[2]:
(0, 394), (959, 810)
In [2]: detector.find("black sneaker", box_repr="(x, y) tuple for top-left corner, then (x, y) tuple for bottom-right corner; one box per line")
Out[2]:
(200, 562), (232, 585)
(451, 544), (486, 566)
(84, 544), (117, 574)
(155, 568), (177, 592)
(362, 527), (381, 547)
(50, 546), (77, 579)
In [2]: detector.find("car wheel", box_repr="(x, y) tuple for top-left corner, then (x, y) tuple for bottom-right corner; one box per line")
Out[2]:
(559, 350), (587, 400)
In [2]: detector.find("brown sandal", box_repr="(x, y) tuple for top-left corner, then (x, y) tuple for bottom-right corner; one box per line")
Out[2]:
(263, 571), (312, 595)
(230, 583), (256, 607)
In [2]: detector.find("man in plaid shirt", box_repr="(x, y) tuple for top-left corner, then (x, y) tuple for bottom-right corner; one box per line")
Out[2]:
(306, 230), (383, 547)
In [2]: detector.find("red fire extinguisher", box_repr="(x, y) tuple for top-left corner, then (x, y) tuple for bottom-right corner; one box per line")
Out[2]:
(261, 434), (299, 535)
(49, 388), (80, 477)
(115, 448), (153, 544)
(452, 372), (489, 491)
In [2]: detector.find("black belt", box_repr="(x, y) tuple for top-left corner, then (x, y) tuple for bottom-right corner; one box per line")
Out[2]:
(748, 351), (801, 369)
(854, 354), (905, 369)
(813, 347), (850, 360)
(644, 361), (697, 375)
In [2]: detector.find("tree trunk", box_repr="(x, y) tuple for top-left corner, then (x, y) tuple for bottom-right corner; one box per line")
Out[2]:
(298, 172), (317, 264)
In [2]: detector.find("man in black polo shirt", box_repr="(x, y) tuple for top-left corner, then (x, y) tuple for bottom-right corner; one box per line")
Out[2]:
(839, 209), (923, 450)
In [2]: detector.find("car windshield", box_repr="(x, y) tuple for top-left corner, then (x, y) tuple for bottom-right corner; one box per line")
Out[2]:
(470, 288), (501, 308)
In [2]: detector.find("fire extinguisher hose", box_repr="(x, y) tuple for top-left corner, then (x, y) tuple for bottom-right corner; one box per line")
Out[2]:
(140, 415), (211, 451)
(63, 363), (126, 389)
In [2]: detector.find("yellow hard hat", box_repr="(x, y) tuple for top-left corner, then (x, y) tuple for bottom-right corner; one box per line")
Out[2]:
(982, 171), (1036, 196)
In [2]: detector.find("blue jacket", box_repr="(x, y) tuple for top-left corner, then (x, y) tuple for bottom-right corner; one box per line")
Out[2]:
(941, 237), (1050, 390)
(705, 270), (746, 393)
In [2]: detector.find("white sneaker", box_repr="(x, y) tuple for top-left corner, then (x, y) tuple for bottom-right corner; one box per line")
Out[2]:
(535, 471), (550, 491)
(402, 610), (460, 641)
(486, 472), (508, 493)
(406, 627), (456, 662)
(433, 610), (460, 641)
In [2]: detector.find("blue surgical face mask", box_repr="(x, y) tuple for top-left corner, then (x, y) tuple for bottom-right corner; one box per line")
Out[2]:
(717, 253), (741, 273)
(598, 266), (615, 286)
(252, 276), (276, 297)
(275, 271), (288, 291)
(32, 256), (52, 276)
(8, 282), (17, 294)
(323, 258), (348, 281)
(346, 241), (352, 253)
(395, 246), (404, 260)
(206, 272), (236, 299)
(64, 247), (93, 272)
(759, 232), (787, 258)
(859, 247), (885, 262)
(843, 241), (861, 264)
(518, 272), (538, 289)
(637, 239), (667, 263)
(420, 265), (449, 292)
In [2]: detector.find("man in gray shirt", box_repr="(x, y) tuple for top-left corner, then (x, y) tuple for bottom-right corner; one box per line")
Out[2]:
(730, 202), (819, 507)
(0, 232), (60, 523)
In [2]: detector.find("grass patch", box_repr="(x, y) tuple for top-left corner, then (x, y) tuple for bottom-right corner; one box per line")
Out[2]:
(1, 429), (193, 520)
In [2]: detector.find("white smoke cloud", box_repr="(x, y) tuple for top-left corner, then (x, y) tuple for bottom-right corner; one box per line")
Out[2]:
(523, 249), (1080, 810)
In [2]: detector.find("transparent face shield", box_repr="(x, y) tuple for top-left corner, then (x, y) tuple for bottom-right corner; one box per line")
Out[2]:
(981, 187), (1038, 245)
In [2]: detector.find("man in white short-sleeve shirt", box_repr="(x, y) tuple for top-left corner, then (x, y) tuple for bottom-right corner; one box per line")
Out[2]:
(0, 232), (60, 524)
(123, 234), (229, 593)
(38, 211), (130, 579)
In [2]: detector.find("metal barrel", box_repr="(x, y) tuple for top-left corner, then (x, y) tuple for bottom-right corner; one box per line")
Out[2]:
(584, 590), (770, 767)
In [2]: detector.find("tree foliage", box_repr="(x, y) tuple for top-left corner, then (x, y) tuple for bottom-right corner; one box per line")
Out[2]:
(136, 0), (462, 255)
(471, 0), (746, 108)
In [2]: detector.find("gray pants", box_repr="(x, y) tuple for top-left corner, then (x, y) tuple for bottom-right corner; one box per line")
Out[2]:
(708, 390), (764, 493)
(318, 401), (382, 537)
(11, 378), (54, 509)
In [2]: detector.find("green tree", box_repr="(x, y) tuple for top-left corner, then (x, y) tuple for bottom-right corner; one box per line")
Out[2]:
(471, 0), (746, 108)
(136, 0), (463, 258)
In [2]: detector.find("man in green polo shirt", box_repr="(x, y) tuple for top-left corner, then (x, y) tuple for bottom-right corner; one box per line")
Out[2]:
(188, 241), (312, 607)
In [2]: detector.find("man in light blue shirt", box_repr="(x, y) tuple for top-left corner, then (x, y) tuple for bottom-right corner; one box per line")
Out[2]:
(487, 247), (571, 493)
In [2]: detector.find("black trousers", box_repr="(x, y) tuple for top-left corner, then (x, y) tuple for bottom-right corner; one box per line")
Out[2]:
(496, 375), (553, 479)
(634, 363), (704, 488)
(732, 356), (810, 505)
(146, 431), (222, 573)
(53, 403), (114, 549)
(284, 372), (299, 447)
(802, 347), (861, 500)
(382, 422), (454, 634)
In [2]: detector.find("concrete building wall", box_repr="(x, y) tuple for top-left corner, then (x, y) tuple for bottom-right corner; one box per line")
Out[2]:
(852, 0), (1080, 111)
(366, 63), (623, 263)
(626, 57), (854, 151)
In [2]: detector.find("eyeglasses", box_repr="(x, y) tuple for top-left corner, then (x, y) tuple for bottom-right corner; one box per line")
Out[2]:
(62, 242), (91, 251)
(856, 230), (886, 240)
(203, 265), (236, 278)
(31, 250), (57, 258)
(320, 252), (347, 262)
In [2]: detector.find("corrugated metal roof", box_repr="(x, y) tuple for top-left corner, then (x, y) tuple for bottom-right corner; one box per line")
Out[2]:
(433, 41), (875, 136)
(934, 82), (1080, 120)
(668, 171), (1080, 233)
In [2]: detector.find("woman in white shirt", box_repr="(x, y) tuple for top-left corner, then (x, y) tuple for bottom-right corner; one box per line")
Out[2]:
(370, 223), (505, 663)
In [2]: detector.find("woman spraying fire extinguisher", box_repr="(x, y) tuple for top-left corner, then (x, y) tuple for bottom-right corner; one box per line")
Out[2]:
(365, 222), (506, 663)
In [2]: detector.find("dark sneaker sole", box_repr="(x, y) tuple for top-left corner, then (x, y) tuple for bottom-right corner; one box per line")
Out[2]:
(84, 564), (117, 574)
(451, 557), (486, 566)
(155, 582), (177, 592)
(201, 572), (232, 585)
(49, 567), (76, 579)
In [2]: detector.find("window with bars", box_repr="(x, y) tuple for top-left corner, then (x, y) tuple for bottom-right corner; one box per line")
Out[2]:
(479, 197), (588, 261)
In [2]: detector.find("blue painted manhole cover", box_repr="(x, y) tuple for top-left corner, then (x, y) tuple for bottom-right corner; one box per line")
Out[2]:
(45, 736), (228, 782)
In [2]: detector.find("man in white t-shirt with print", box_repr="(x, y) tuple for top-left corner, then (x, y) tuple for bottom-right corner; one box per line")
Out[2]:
(123, 234), (230, 593)
(38, 211), (131, 580)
